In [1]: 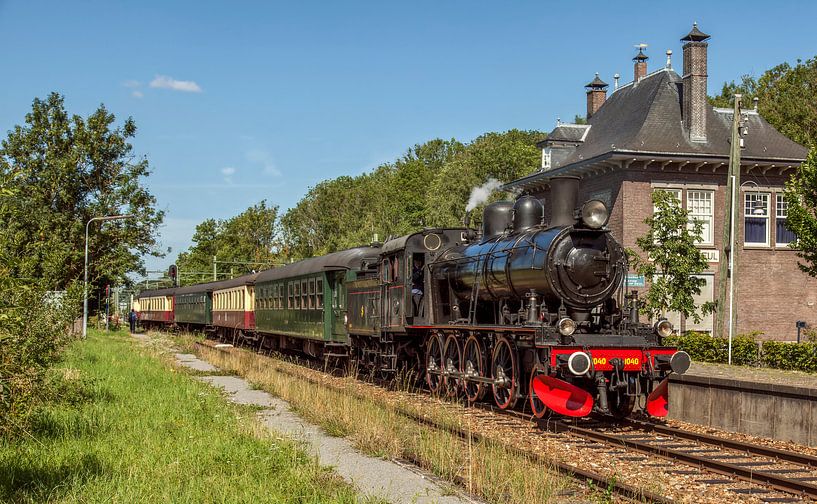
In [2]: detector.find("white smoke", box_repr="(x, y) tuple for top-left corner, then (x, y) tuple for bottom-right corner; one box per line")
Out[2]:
(465, 178), (504, 212)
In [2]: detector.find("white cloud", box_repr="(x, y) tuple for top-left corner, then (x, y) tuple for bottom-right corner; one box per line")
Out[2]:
(245, 148), (281, 177)
(220, 166), (236, 184)
(149, 75), (202, 93)
(131, 90), (144, 99)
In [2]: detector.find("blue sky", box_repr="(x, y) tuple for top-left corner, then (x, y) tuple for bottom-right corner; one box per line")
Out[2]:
(2, 1), (815, 278)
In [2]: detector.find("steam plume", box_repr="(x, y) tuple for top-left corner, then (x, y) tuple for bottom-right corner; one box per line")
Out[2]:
(465, 178), (504, 212)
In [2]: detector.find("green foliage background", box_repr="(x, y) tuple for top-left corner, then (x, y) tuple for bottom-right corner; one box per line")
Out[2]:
(175, 201), (280, 284)
(0, 93), (164, 291)
(184, 130), (544, 266)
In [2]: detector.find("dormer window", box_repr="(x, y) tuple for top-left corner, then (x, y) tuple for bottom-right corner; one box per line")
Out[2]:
(541, 147), (552, 171)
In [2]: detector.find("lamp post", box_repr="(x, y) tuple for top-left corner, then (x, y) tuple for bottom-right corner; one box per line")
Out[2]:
(83, 214), (134, 339)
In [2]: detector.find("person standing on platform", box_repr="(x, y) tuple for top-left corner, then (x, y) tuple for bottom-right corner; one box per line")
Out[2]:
(128, 308), (137, 333)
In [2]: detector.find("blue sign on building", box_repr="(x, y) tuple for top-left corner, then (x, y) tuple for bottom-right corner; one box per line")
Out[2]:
(625, 273), (646, 288)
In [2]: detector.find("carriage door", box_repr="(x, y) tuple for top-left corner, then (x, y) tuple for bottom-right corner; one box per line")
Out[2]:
(381, 254), (403, 329)
(331, 271), (347, 342)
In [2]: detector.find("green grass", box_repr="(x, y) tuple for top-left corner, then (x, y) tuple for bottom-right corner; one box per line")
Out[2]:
(0, 330), (365, 503)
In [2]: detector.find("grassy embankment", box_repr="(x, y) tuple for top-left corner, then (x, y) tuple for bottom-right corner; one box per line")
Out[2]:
(183, 335), (596, 504)
(0, 329), (368, 503)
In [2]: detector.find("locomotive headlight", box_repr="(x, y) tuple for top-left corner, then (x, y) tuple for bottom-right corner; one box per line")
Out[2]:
(670, 351), (691, 375)
(567, 351), (592, 376)
(654, 319), (673, 338)
(557, 317), (576, 336)
(580, 200), (609, 229)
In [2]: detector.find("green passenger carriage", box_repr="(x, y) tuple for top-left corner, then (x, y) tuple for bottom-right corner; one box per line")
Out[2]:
(174, 282), (215, 328)
(254, 247), (380, 354)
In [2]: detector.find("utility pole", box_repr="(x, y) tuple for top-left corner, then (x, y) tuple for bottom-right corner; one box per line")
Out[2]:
(213, 255), (217, 281)
(715, 94), (743, 359)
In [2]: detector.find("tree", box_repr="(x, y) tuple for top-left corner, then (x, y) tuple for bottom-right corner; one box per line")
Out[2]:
(627, 191), (714, 324)
(176, 201), (280, 283)
(280, 138), (464, 258)
(0, 92), (164, 290)
(708, 74), (757, 108)
(710, 57), (817, 146)
(784, 147), (817, 277)
(425, 130), (544, 227)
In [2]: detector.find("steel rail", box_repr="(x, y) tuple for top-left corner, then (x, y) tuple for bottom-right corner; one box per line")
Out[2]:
(194, 340), (673, 504)
(549, 420), (817, 500)
(622, 418), (817, 469)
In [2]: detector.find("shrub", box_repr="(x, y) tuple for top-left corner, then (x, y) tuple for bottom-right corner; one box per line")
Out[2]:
(0, 278), (81, 438)
(761, 341), (817, 373)
(667, 330), (817, 374)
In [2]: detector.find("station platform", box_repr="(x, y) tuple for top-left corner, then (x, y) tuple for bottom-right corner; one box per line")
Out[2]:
(669, 362), (817, 447)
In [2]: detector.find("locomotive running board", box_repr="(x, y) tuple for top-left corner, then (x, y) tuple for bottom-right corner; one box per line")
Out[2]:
(531, 375), (594, 417)
(645, 377), (670, 417)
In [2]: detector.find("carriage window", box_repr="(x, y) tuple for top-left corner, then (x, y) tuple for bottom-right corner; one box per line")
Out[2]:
(287, 283), (292, 309)
(382, 259), (390, 282)
(301, 279), (308, 310)
(308, 278), (316, 309)
(316, 278), (323, 309)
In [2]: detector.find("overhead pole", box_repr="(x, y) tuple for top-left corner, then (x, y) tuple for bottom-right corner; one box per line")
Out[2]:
(715, 94), (742, 361)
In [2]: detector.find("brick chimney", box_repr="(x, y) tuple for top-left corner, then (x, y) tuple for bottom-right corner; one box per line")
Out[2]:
(585, 73), (608, 119)
(633, 46), (648, 82)
(681, 22), (711, 142)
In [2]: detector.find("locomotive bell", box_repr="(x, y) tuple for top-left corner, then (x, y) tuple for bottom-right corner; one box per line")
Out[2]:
(482, 201), (514, 239)
(512, 196), (544, 232)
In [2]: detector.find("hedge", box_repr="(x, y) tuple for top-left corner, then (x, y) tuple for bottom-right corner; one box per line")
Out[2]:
(665, 331), (817, 373)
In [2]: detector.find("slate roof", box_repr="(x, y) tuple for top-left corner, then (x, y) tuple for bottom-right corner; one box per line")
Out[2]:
(136, 287), (177, 299)
(513, 68), (807, 190)
(543, 124), (590, 143)
(255, 246), (380, 283)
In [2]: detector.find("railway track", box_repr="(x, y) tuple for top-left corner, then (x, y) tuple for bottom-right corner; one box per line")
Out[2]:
(194, 339), (671, 503)
(194, 337), (817, 503)
(525, 411), (817, 502)
(557, 417), (817, 502)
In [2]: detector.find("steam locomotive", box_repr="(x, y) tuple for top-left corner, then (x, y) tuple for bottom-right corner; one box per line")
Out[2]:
(135, 176), (689, 418)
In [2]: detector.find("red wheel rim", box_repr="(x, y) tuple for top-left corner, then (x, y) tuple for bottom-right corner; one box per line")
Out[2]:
(463, 335), (484, 403)
(425, 334), (444, 394)
(491, 336), (518, 410)
(529, 365), (548, 418)
(443, 334), (462, 397)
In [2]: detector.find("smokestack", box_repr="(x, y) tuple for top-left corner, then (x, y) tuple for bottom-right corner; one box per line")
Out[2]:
(633, 45), (648, 82)
(585, 73), (608, 119)
(549, 176), (580, 227)
(681, 22), (710, 143)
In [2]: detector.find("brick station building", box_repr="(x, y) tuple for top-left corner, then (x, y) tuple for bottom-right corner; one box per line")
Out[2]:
(505, 24), (812, 339)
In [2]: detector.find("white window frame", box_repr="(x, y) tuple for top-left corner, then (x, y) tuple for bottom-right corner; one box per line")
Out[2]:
(775, 194), (793, 247)
(541, 148), (552, 171)
(744, 191), (770, 247)
(686, 189), (714, 246)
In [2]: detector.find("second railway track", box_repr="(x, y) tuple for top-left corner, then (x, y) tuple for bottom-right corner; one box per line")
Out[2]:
(543, 416), (817, 502)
